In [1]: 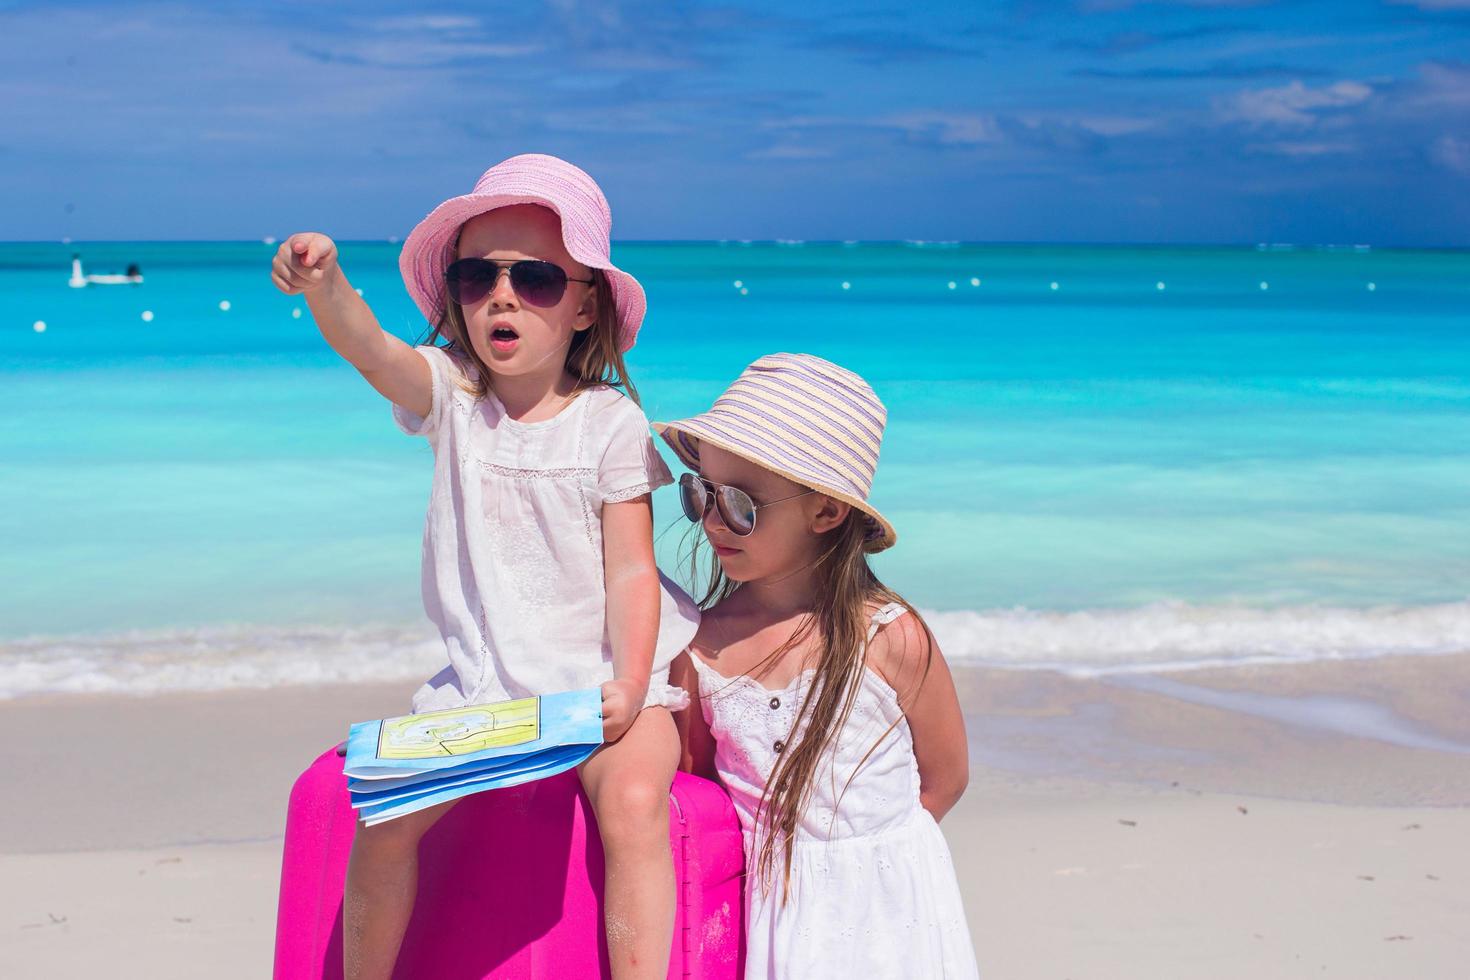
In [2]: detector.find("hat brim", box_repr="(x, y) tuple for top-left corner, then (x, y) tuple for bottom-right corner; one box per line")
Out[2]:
(653, 419), (897, 553)
(399, 191), (646, 351)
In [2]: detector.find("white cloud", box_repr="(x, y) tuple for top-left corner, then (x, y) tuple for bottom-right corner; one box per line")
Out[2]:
(542, 107), (687, 135)
(1430, 135), (1470, 175)
(370, 14), (483, 32)
(311, 38), (544, 68)
(747, 144), (834, 160)
(759, 111), (1003, 147)
(1387, 0), (1470, 9)
(1414, 62), (1470, 108)
(1073, 115), (1157, 137)
(0, 5), (448, 156)
(1081, 0), (1277, 8)
(1248, 140), (1357, 157)
(879, 112), (1003, 146)
(1222, 80), (1372, 127)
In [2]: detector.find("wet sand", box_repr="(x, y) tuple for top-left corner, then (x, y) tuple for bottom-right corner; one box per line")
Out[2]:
(5, 654), (1469, 978)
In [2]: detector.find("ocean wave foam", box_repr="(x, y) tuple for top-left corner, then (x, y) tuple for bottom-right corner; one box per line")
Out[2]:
(0, 623), (445, 700)
(926, 600), (1470, 676)
(2, 600), (1469, 699)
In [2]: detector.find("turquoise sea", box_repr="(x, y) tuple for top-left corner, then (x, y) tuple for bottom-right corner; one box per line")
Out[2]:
(2, 241), (1468, 697)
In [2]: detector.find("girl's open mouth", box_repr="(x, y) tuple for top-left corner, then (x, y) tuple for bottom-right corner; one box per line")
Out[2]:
(489, 325), (519, 352)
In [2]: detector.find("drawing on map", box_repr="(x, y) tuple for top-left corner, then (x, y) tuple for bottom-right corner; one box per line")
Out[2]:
(375, 696), (541, 760)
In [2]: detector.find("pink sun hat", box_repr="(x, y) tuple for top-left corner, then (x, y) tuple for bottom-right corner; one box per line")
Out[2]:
(399, 154), (647, 351)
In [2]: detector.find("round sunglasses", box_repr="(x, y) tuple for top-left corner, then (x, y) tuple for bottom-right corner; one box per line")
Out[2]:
(678, 472), (816, 537)
(444, 257), (595, 309)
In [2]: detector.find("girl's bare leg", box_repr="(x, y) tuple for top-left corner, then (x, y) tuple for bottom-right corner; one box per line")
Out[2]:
(579, 706), (679, 980)
(343, 798), (458, 980)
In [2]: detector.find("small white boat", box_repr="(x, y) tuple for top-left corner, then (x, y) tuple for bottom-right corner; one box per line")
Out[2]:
(69, 255), (143, 288)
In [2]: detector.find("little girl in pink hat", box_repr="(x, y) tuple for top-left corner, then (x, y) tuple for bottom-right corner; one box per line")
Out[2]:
(271, 153), (699, 980)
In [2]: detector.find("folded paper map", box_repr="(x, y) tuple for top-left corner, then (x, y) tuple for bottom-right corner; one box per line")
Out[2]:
(343, 688), (603, 825)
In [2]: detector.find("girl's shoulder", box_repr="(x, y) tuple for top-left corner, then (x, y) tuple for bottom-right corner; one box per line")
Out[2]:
(862, 601), (932, 698)
(416, 341), (466, 368)
(416, 343), (478, 391)
(582, 382), (642, 412)
(583, 384), (652, 430)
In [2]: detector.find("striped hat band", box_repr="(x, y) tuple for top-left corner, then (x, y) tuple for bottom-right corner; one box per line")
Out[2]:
(653, 353), (896, 552)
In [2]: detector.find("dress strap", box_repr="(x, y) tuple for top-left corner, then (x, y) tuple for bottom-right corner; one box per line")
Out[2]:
(684, 646), (718, 679)
(864, 601), (909, 643)
(683, 647), (734, 694)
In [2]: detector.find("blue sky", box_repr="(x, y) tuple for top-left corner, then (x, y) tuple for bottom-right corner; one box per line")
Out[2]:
(3, 0), (1468, 244)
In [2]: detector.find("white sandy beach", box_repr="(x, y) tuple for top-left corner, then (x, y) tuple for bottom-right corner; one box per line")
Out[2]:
(6, 655), (1470, 979)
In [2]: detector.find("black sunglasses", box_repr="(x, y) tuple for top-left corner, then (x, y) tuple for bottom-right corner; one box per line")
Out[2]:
(678, 472), (816, 537)
(444, 258), (595, 309)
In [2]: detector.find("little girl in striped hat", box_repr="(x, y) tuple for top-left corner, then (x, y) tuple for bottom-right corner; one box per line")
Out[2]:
(660, 354), (980, 978)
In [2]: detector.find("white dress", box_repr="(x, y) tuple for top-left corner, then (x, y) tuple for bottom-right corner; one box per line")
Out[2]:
(394, 344), (700, 713)
(688, 602), (980, 979)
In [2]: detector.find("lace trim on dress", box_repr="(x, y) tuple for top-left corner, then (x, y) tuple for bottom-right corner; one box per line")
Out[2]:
(643, 682), (692, 712)
(603, 481), (658, 503)
(477, 462), (597, 481)
(688, 600), (912, 713)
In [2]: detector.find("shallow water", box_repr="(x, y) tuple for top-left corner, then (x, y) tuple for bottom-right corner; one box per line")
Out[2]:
(3, 241), (1467, 695)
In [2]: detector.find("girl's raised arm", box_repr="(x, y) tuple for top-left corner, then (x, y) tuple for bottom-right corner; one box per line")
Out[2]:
(271, 232), (431, 419)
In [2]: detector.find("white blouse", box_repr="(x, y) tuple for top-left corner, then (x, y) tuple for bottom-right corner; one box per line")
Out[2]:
(393, 344), (700, 713)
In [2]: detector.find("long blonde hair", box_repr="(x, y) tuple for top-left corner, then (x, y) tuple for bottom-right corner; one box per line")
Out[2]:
(420, 262), (640, 406)
(681, 507), (935, 899)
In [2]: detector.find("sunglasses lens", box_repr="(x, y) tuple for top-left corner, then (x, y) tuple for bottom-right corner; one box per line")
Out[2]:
(715, 486), (757, 536)
(444, 259), (495, 306)
(678, 473), (707, 524)
(509, 261), (568, 307)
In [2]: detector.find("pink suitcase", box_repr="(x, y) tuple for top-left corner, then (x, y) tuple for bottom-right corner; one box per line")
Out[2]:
(273, 747), (745, 979)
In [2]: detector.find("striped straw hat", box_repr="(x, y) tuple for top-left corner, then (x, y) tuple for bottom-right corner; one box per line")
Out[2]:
(653, 353), (896, 552)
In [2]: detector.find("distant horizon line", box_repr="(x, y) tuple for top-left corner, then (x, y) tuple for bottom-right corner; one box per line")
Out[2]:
(6, 238), (1469, 252)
